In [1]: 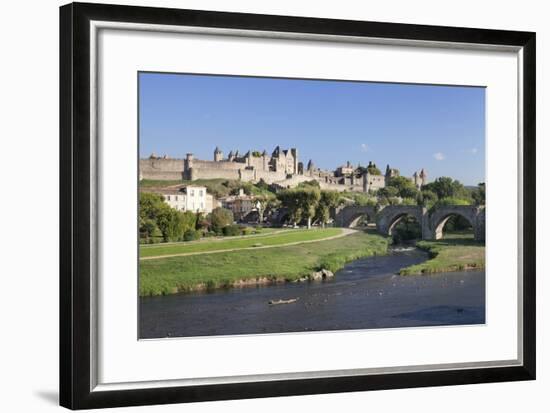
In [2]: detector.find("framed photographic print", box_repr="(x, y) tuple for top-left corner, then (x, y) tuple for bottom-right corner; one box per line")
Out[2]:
(60, 2), (536, 409)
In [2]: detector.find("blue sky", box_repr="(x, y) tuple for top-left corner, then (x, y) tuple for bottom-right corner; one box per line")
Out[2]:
(139, 72), (485, 185)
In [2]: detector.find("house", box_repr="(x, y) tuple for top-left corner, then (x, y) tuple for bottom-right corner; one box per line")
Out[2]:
(157, 186), (218, 213)
(219, 189), (261, 221)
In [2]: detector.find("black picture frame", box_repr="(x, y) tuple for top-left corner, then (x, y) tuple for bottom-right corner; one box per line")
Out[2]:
(60, 2), (536, 410)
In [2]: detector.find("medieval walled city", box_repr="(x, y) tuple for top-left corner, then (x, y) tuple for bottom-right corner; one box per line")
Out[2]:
(139, 145), (427, 193)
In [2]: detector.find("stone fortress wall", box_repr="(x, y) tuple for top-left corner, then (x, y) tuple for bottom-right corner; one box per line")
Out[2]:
(139, 146), (427, 193)
(139, 158), (185, 180)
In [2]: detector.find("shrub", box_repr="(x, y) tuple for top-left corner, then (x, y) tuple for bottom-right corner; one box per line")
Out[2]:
(183, 229), (200, 241)
(209, 207), (234, 234)
(241, 226), (254, 236)
(400, 197), (417, 205)
(222, 224), (241, 236)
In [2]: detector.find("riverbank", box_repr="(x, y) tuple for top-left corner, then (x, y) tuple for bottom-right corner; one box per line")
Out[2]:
(139, 231), (389, 296)
(398, 238), (485, 275)
(140, 248), (485, 338)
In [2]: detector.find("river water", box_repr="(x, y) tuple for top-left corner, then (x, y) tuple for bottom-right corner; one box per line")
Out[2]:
(140, 247), (485, 339)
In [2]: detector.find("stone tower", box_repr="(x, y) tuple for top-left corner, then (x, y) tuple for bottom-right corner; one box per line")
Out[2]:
(290, 148), (299, 174)
(184, 153), (194, 180)
(413, 168), (428, 188)
(419, 168), (427, 186)
(385, 164), (399, 179)
(214, 146), (223, 162)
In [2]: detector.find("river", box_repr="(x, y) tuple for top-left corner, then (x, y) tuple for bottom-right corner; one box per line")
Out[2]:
(139, 247), (485, 339)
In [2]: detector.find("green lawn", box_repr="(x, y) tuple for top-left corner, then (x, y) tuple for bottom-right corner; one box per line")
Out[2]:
(399, 238), (485, 275)
(441, 230), (475, 240)
(139, 179), (182, 188)
(139, 231), (389, 296)
(140, 228), (342, 258)
(139, 178), (276, 198)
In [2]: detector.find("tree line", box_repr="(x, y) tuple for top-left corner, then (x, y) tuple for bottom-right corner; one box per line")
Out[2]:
(140, 175), (485, 241)
(275, 177), (485, 228)
(139, 192), (262, 243)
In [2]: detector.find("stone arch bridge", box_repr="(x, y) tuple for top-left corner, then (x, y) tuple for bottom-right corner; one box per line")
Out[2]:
(334, 205), (485, 241)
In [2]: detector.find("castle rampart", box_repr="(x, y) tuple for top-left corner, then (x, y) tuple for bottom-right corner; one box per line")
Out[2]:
(140, 147), (427, 194)
(140, 158), (185, 180)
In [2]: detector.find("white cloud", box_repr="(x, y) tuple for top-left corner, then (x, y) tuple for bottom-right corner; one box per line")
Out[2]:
(471, 147), (478, 154)
(360, 143), (369, 152)
(433, 152), (445, 161)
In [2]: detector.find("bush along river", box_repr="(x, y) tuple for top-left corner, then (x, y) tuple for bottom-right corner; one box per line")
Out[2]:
(139, 246), (485, 338)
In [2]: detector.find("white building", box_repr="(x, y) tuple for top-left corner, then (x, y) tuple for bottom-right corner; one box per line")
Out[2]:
(159, 186), (218, 213)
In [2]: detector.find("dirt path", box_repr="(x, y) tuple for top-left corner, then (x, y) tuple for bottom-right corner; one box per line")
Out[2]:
(140, 228), (357, 261)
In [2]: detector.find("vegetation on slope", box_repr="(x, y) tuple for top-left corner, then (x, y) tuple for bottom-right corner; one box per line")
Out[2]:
(399, 238), (485, 275)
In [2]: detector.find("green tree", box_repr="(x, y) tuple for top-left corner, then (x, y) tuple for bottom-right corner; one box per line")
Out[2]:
(139, 192), (166, 221)
(472, 182), (486, 206)
(139, 217), (159, 242)
(277, 188), (321, 228)
(254, 194), (275, 223)
(423, 177), (471, 201)
(156, 207), (185, 242)
(377, 186), (399, 201)
(255, 179), (271, 193)
(419, 189), (438, 207)
(386, 176), (419, 199)
(277, 190), (302, 227)
(181, 211), (197, 231)
(139, 192), (200, 242)
(297, 188), (321, 229)
(366, 164), (382, 175)
(401, 197), (417, 206)
(297, 180), (321, 189)
(315, 191), (341, 227)
(431, 197), (472, 210)
(209, 207), (234, 234)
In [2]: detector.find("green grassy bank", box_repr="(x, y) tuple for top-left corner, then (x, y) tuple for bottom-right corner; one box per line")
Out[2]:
(140, 228), (341, 258)
(399, 238), (485, 275)
(139, 231), (389, 296)
(139, 179), (183, 188)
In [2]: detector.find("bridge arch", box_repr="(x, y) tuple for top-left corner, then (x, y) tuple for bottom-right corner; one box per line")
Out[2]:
(334, 204), (485, 241)
(347, 211), (376, 228)
(429, 206), (483, 241)
(376, 206), (427, 238)
(334, 206), (377, 228)
(387, 212), (420, 235)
